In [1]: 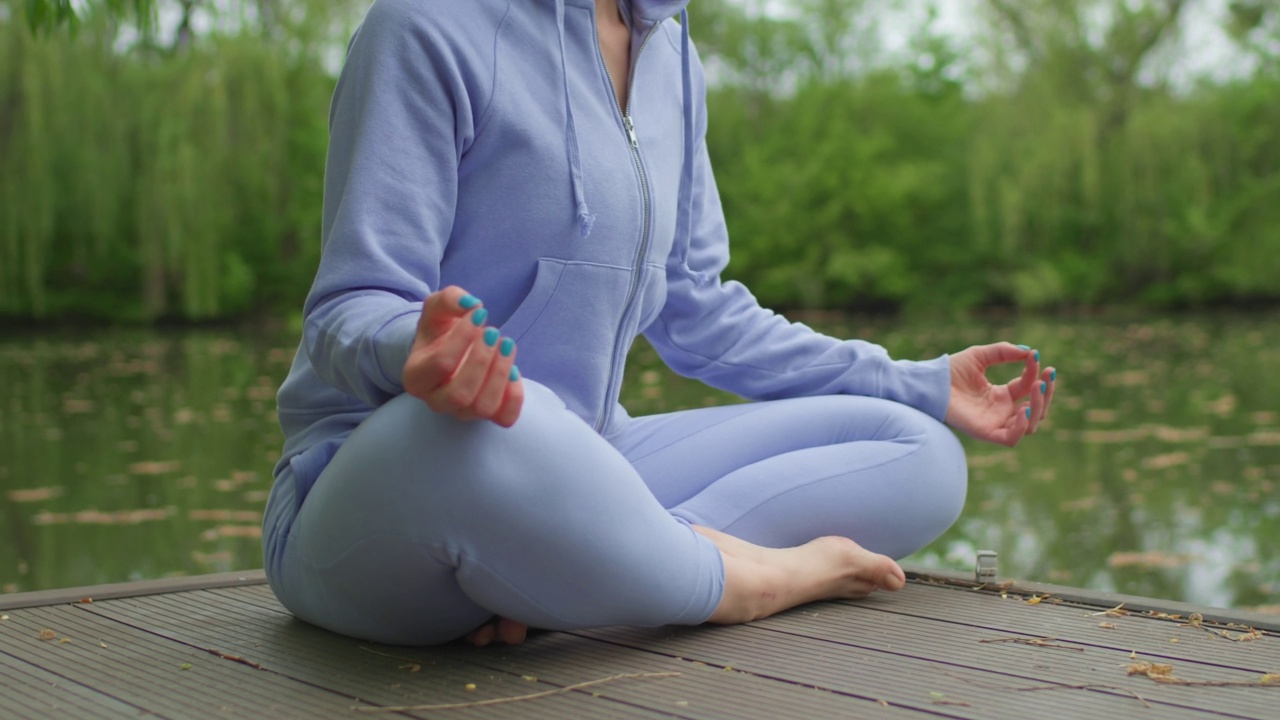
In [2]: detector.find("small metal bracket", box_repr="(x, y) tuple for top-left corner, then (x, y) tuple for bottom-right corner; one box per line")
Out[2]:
(975, 551), (998, 584)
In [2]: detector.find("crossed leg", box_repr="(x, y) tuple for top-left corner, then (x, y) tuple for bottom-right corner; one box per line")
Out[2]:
(267, 385), (966, 646)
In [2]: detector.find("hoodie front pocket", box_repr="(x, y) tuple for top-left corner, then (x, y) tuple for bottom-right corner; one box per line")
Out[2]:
(495, 257), (633, 425)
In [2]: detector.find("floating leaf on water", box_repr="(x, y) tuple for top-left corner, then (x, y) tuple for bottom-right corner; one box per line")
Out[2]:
(1248, 431), (1280, 446)
(1140, 451), (1192, 471)
(1107, 551), (1195, 569)
(6, 487), (64, 503)
(127, 460), (181, 476)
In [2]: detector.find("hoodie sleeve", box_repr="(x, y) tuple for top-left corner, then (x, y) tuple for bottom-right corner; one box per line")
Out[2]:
(644, 56), (951, 422)
(300, 0), (493, 408)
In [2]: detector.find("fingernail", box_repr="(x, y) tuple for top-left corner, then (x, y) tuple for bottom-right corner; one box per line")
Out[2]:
(470, 308), (489, 326)
(1040, 381), (1046, 394)
(459, 294), (480, 310)
(509, 365), (520, 382)
(1016, 344), (1030, 350)
(499, 338), (515, 357)
(1025, 407), (1031, 420)
(483, 327), (499, 347)
(1051, 369), (1056, 382)
(1034, 350), (1040, 362)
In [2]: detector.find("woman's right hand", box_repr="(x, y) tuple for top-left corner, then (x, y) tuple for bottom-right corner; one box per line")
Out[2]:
(403, 286), (524, 427)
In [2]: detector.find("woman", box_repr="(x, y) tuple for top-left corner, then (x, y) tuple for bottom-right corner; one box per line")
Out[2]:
(262, 0), (1056, 647)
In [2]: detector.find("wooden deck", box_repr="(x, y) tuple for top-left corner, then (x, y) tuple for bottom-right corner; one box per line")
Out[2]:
(2, 569), (1277, 719)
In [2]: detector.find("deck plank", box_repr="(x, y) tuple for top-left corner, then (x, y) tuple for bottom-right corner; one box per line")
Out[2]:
(849, 583), (1280, 669)
(0, 649), (145, 720)
(80, 590), (689, 719)
(2, 573), (1276, 719)
(0, 603), (357, 718)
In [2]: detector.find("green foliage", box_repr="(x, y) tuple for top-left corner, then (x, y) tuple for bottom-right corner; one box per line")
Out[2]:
(3, 0), (1280, 321)
(0, 1), (333, 321)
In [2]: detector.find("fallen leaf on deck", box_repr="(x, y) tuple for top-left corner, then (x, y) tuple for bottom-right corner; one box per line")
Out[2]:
(1099, 622), (1118, 629)
(180, 663), (192, 670)
(464, 683), (476, 691)
(399, 663), (421, 673)
(1085, 599), (1126, 617)
(1261, 674), (1280, 685)
(522, 675), (537, 682)
(37, 629), (56, 641)
(1127, 662), (1177, 682)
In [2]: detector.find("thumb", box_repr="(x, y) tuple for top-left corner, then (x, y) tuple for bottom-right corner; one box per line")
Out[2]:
(417, 286), (481, 340)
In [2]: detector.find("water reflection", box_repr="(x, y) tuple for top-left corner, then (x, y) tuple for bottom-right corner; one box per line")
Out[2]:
(1, 314), (1277, 611)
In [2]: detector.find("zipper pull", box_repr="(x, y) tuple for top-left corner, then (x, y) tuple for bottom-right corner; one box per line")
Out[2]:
(623, 115), (638, 148)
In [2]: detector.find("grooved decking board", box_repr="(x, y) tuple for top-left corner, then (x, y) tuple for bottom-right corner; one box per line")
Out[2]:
(0, 649), (144, 720)
(0, 604), (354, 718)
(845, 583), (1280, 669)
(576, 619), (1264, 719)
(433, 629), (939, 719)
(80, 591), (681, 720)
(4, 573), (1277, 719)
(750, 603), (1280, 717)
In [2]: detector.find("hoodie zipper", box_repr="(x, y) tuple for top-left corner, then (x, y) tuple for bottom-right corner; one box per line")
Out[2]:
(594, 20), (659, 433)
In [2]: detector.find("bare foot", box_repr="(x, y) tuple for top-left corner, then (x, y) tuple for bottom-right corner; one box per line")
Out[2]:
(696, 528), (906, 625)
(464, 617), (529, 647)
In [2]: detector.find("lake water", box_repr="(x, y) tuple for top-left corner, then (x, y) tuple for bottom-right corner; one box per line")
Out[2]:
(2, 312), (1278, 611)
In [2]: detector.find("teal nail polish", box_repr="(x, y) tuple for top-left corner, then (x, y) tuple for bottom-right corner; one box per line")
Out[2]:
(483, 327), (499, 347)
(1025, 407), (1031, 420)
(1051, 369), (1056, 382)
(470, 308), (488, 326)
(499, 338), (515, 357)
(1040, 381), (1046, 394)
(1016, 344), (1030, 350)
(459, 294), (480, 310)
(1034, 350), (1040, 362)
(509, 365), (520, 382)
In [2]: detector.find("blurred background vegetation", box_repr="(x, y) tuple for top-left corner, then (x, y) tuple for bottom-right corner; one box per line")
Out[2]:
(4, 0), (1279, 321)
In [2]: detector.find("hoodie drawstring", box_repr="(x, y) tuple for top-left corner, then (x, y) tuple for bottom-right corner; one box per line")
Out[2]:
(557, 1), (596, 238)
(556, 1), (699, 277)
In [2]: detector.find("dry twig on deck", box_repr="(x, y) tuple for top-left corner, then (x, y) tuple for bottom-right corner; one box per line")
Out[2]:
(351, 672), (681, 712)
(945, 670), (1151, 708)
(979, 636), (1085, 651)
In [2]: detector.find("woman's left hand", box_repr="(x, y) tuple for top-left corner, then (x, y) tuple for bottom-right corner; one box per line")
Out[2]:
(944, 343), (1056, 447)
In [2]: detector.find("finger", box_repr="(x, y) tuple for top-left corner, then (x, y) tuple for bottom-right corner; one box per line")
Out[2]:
(418, 286), (483, 340)
(429, 322), (499, 415)
(1040, 367), (1057, 421)
(405, 307), (488, 400)
(991, 404), (1032, 447)
(1005, 347), (1041, 399)
(492, 366), (525, 428)
(1027, 378), (1047, 433)
(472, 335), (518, 421)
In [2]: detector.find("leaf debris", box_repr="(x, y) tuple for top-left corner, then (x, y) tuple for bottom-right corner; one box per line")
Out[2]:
(37, 628), (56, 641)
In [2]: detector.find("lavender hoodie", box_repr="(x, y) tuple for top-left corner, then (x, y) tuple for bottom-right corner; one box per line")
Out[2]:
(272, 0), (951, 504)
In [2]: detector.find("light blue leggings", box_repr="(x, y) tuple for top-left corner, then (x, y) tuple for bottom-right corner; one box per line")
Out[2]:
(263, 381), (967, 646)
